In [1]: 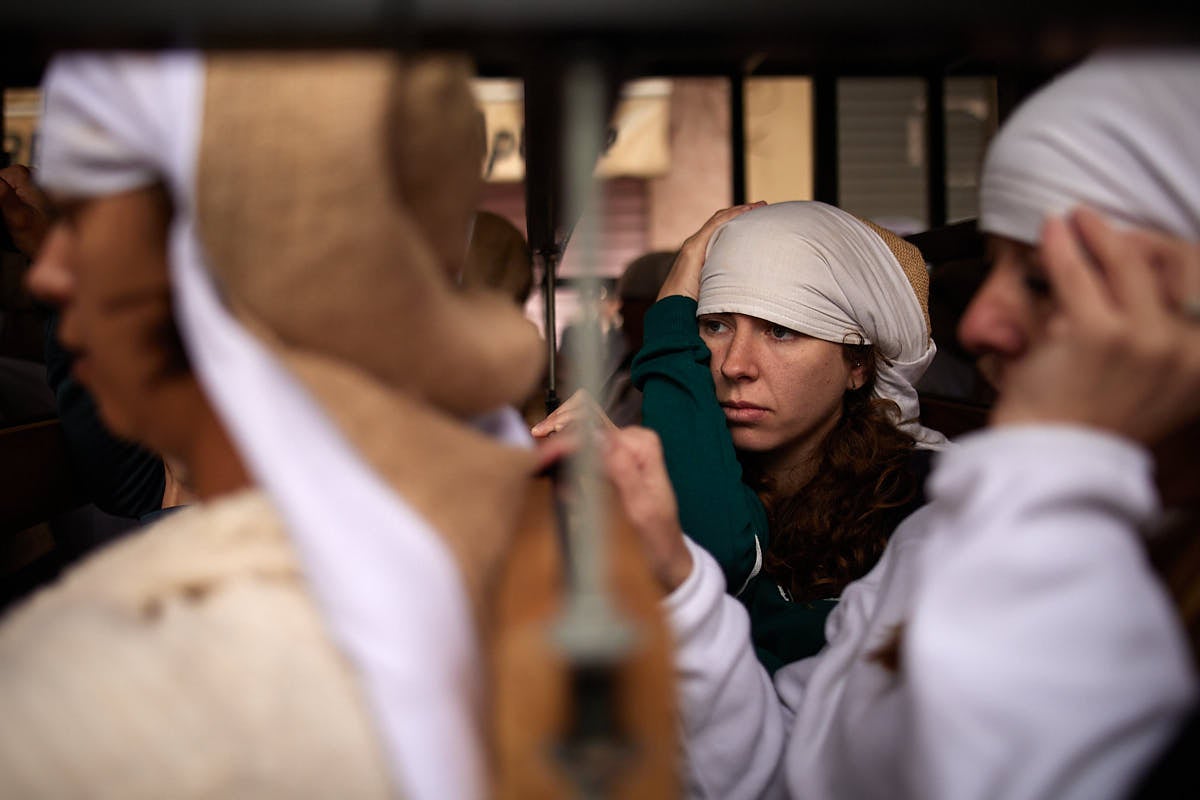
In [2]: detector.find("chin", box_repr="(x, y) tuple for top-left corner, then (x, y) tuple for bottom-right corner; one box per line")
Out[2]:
(729, 427), (778, 453)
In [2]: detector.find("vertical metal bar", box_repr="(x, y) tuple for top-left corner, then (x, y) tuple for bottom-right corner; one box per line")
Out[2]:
(553, 56), (633, 663)
(0, 87), (9, 168)
(925, 72), (947, 228)
(553, 56), (635, 800)
(539, 248), (561, 414)
(730, 71), (746, 205)
(523, 65), (564, 413)
(813, 73), (838, 206)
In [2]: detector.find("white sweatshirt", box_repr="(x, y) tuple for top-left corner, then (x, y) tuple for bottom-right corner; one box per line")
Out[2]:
(667, 426), (1196, 800)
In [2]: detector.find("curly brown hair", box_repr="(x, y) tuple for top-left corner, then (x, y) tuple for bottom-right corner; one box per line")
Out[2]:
(751, 344), (923, 603)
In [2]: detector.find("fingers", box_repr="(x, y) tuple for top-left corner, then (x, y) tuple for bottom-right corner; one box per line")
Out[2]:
(601, 427), (692, 593)
(530, 388), (615, 439)
(1039, 215), (1114, 327)
(0, 179), (33, 229)
(530, 388), (584, 438)
(691, 202), (767, 251)
(533, 427), (583, 471)
(1107, 218), (1200, 311)
(0, 166), (51, 258)
(1069, 207), (1162, 320)
(659, 202), (767, 302)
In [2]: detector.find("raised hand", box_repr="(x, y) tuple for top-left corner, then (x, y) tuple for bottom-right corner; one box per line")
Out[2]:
(992, 207), (1200, 446)
(0, 165), (51, 259)
(657, 202), (766, 302)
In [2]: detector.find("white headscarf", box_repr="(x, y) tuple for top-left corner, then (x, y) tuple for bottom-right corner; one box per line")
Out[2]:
(38, 51), (519, 800)
(697, 201), (947, 448)
(981, 49), (1200, 244)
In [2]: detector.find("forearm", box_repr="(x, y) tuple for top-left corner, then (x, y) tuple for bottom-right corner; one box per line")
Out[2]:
(666, 539), (787, 799)
(634, 296), (768, 594)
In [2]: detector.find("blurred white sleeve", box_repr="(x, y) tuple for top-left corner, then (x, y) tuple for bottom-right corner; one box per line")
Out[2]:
(903, 426), (1196, 800)
(666, 538), (788, 799)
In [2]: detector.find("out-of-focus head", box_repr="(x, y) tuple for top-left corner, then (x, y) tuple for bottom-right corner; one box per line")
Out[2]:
(462, 210), (533, 305)
(617, 251), (676, 304)
(696, 200), (944, 449)
(194, 54), (544, 415)
(33, 51), (549, 797)
(30, 59), (200, 453)
(616, 250), (676, 351)
(25, 184), (193, 450)
(961, 49), (1200, 388)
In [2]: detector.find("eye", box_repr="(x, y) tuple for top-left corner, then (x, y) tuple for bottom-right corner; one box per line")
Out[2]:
(768, 324), (798, 341)
(700, 318), (729, 336)
(1022, 272), (1052, 298)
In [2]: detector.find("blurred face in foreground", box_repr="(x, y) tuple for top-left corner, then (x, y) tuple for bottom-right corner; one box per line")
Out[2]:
(961, 229), (1200, 506)
(26, 185), (195, 454)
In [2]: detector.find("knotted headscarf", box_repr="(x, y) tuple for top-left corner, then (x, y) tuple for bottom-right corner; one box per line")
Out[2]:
(980, 49), (1200, 244)
(697, 200), (947, 448)
(38, 51), (547, 800)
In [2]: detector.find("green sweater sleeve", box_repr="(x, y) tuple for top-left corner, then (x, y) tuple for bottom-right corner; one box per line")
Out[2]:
(631, 295), (769, 596)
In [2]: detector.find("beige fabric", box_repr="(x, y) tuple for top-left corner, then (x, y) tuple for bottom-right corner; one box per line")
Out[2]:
(197, 53), (546, 617)
(0, 490), (392, 799)
(857, 217), (931, 341)
(197, 53), (544, 421)
(280, 347), (537, 617)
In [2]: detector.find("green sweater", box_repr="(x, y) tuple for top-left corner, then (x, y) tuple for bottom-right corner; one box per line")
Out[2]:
(632, 295), (836, 673)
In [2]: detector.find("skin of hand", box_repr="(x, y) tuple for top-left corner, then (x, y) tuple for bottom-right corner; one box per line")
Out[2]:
(161, 457), (199, 509)
(0, 164), (52, 259)
(603, 427), (694, 594)
(530, 387), (618, 440)
(991, 207), (1200, 446)
(533, 422), (693, 594)
(656, 202), (767, 302)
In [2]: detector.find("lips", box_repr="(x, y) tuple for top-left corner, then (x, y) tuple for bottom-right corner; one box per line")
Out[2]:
(721, 401), (768, 424)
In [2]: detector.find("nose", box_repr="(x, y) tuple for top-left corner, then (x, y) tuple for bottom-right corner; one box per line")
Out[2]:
(957, 266), (1029, 359)
(718, 326), (760, 382)
(24, 224), (75, 309)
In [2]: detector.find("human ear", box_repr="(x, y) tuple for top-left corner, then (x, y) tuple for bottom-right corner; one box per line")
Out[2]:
(846, 359), (867, 391)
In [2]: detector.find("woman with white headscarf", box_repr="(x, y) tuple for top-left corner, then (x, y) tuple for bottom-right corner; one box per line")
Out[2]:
(543, 199), (946, 672)
(600, 49), (1200, 800)
(0, 51), (677, 799)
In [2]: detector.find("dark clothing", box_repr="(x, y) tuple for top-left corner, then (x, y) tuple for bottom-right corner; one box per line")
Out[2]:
(44, 312), (165, 520)
(633, 295), (932, 672)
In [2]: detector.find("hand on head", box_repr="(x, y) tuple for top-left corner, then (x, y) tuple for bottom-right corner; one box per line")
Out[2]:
(991, 207), (1200, 446)
(0, 164), (51, 259)
(657, 202), (766, 302)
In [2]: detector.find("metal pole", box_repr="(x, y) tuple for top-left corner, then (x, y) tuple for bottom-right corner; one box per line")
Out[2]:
(813, 72), (839, 206)
(540, 247), (561, 414)
(552, 54), (636, 800)
(730, 71), (746, 205)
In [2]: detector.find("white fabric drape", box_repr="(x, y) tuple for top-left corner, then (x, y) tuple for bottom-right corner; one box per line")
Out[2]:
(696, 201), (946, 448)
(38, 51), (514, 800)
(980, 49), (1200, 244)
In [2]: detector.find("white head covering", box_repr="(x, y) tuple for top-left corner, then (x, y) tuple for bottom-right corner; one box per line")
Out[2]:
(37, 52), (521, 800)
(981, 49), (1200, 244)
(697, 200), (948, 448)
